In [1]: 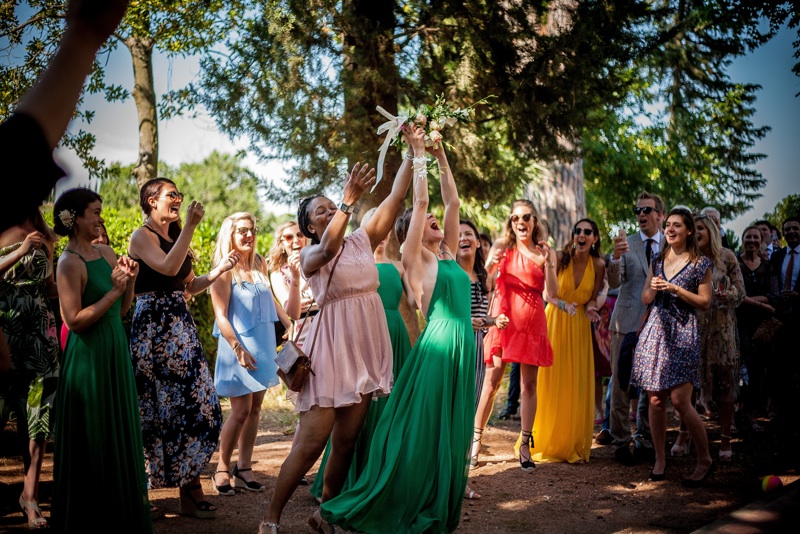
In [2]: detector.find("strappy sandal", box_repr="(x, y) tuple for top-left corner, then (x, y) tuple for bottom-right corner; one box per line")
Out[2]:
(19, 496), (48, 529)
(519, 431), (536, 472)
(179, 483), (216, 519)
(470, 426), (483, 469)
(233, 463), (266, 492)
(212, 470), (236, 496)
(719, 434), (733, 463)
(258, 521), (279, 534)
(464, 486), (482, 500)
(308, 508), (338, 534)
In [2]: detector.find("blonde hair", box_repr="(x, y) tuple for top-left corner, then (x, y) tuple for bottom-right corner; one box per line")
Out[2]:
(213, 212), (268, 286)
(267, 220), (300, 274)
(695, 214), (723, 269)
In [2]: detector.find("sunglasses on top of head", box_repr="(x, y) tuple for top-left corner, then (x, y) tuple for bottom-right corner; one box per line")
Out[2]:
(165, 191), (184, 201)
(573, 228), (594, 236)
(511, 213), (532, 223)
(235, 227), (258, 236)
(633, 206), (658, 216)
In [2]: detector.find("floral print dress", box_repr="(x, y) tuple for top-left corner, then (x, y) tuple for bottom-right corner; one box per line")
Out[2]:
(0, 242), (60, 440)
(632, 256), (712, 392)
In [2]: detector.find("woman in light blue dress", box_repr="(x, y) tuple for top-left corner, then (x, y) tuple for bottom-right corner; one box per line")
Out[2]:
(210, 212), (292, 495)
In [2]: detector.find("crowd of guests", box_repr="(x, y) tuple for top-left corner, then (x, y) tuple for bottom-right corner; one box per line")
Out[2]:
(0, 2), (798, 533)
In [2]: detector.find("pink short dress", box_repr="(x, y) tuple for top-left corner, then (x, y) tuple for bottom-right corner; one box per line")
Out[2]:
(290, 228), (393, 412)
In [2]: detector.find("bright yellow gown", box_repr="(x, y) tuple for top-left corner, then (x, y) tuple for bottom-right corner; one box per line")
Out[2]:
(515, 258), (595, 463)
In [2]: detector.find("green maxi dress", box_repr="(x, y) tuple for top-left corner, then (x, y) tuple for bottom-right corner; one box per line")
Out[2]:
(322, 260), (475, 533)
(52, 252), (153, 533)
(310, 262), (412, 499)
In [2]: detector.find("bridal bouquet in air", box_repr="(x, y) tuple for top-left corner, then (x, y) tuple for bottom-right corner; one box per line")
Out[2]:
(373, 95), (492, 188)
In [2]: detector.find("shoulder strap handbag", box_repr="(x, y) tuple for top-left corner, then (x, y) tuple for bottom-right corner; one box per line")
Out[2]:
(274, 241), (346, 392)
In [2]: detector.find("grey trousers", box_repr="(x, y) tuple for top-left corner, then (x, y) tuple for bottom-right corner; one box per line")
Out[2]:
(609, 331), (653, 449)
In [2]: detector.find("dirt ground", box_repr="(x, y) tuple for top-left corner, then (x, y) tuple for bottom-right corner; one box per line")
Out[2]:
(1, 385), (797, 533)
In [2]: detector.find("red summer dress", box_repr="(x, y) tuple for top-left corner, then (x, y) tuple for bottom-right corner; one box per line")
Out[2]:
(484, 248), (553, 367)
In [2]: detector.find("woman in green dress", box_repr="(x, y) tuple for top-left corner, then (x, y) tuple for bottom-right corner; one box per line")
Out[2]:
(318, 141), (475, 533)
(51, 188), (153, 533)
(0, 208), (60, 529)
(309, 209), (413, 501)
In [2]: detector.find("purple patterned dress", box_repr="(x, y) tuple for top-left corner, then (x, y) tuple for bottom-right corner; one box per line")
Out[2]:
(631, 256), (712, 392)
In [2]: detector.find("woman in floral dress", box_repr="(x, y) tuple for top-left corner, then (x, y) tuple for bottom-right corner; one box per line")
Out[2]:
(128, 178), (238, 518)
(0, 209), (59, 528)
(695, 214), (744, 462)
(631, 207), (713, 486)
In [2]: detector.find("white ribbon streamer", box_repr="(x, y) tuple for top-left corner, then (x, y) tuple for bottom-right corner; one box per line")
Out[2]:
(374, 105), (407, 192)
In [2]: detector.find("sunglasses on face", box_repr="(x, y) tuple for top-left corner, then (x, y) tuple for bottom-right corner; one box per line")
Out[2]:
(282, 232), (305, 242)
(633, 206), (657, 215)
(165, 191), (185, 201)
(235, 227), (258, 236)
(511, 213), (533, 223)
(573, 228), (594, 236)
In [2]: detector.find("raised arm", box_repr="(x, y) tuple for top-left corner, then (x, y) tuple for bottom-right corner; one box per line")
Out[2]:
(401, 155), (431, 308)
(128, 201), (205, 277)
(429, 144), (460, 256)
(300, 163), (375, 277)
(364, 125), (426, 249)
(16, 0), (129, 149)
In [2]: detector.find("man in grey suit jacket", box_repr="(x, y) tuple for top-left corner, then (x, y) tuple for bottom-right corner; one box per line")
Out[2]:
(605, 191), (665, 465)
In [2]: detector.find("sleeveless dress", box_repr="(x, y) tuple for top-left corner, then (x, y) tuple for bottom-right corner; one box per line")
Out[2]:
(632, 257), (712, 391)
(52, 251), (152, 533)
(0, 242), (59, 441)
(291, 229), (393, 412)
(129, 227), (222, 488)
(213, 279), (280, 397)
(484, 248), (552, 366)
(321, 260), (475, 534)
(517, 260), (596, 464)
(309, 262), (412, 500)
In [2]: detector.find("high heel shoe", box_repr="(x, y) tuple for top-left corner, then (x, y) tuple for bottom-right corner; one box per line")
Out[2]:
(648, 466), (668, 482)
(519, 431), (536, 472)
(670, 431), (691, 456)
(470, 426), (483, 469)
(232, 463), (266, 492)
(179, 483), (216, 519)
(308, 508), (338, 534)
(212, 470), (235, 496)
(19, 497), (48, 529)
(681, 461), (716, 488)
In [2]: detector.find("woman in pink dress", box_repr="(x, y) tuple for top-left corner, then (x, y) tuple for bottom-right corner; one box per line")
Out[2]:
(258, 125), (425, 534)
(472, 199), (558, 472)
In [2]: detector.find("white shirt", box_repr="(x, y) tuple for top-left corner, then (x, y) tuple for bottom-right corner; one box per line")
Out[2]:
(640, 230), (663, 260)
(782, 245), (800, 290)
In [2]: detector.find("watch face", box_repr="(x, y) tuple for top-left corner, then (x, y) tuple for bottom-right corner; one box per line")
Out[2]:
(340, 203), (355, 214)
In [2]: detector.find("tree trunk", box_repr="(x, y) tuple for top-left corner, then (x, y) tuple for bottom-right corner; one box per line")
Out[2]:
(127, 36), (159, 188)
(341, 0), (418, 341)
(526, 158), (586, 247)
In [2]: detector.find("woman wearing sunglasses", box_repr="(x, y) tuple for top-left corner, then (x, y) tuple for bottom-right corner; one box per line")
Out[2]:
(514, 218), (605, 464)
(472, 200), (558, 472)
(128, 178), (239, 518)
(209, 213), (292, 496)
(267, 220), (318, 344)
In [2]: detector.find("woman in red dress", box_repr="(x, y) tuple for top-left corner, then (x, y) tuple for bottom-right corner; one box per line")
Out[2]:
(471, 200), (558, 472)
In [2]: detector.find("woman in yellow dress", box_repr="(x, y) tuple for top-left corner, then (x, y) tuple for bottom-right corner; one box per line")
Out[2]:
(516, 218), (605, 463)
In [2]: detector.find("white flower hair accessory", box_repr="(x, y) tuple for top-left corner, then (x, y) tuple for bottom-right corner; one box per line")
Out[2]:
(58, 209), (76, 230)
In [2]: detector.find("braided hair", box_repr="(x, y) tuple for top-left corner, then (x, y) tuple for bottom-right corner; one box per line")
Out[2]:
(297, 194), (324, 245)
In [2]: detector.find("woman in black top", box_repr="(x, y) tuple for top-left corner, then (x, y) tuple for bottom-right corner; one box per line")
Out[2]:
(737, 225), (779, 427)
(128, 178), (238, 519)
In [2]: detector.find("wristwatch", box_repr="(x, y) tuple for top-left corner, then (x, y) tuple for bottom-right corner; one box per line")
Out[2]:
(339, 202), (357, 215)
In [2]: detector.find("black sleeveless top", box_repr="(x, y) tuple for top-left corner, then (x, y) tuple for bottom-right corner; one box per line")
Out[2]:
(133, 226), (193, 294)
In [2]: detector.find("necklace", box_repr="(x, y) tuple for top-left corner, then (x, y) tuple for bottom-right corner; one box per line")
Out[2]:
(664, 251), (689, 279)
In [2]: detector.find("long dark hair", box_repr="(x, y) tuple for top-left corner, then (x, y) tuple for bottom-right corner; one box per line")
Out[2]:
(559, 218), (602, 273)
(139, 178), (182, 241)
(460, 219), (488, 295)
(659, 207), (700, 262)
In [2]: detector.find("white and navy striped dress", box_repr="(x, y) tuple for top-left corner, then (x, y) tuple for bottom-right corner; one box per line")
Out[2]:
(470, 280), (489, 410)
